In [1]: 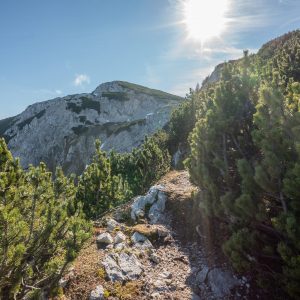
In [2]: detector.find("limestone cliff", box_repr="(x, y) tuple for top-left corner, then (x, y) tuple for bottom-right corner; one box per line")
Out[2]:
(0, 81), (183, 174)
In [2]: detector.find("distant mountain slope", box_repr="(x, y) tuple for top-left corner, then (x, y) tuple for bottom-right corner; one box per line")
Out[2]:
(1, 81), (183, 174)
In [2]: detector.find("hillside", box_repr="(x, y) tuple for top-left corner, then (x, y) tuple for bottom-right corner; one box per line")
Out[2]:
(0, 81), (183, 175)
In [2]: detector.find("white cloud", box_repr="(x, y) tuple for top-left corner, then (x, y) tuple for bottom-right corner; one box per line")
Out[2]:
(55, 89), (62, 95)
(73, 74), (90, 86)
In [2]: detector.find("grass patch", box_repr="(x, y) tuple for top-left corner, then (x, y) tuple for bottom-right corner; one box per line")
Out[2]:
(67, 97), (101, 114)
(102, 92), (130, 101)
(117, 81), (183, 102)
(111, 281), (141, 300)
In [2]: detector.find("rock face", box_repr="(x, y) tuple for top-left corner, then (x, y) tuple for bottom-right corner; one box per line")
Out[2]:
(0, 81), (183, 174)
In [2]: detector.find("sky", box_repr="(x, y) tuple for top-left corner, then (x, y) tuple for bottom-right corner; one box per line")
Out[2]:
(0, 0), (300, 119)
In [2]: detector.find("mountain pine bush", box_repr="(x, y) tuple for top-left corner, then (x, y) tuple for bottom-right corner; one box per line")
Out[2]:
(0, 138), (91, 299)
(174, 30), (300, 298)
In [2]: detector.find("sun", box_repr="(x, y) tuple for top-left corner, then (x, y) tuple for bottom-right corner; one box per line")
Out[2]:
(182, 0), (229, 43)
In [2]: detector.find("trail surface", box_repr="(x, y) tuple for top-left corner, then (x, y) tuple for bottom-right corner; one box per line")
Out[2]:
(60, 171), (261, 300)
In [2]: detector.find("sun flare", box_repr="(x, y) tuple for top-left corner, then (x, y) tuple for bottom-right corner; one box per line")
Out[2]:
(182, 0), (229, 42)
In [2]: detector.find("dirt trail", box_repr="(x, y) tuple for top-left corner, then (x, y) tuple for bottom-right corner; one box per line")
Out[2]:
(60, 171), (261, 300)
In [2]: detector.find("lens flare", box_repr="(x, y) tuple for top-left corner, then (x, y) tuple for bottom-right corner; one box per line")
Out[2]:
(183, 0), (229, 42)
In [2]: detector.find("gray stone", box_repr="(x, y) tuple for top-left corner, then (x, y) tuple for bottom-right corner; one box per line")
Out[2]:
(207, 268), (239, 298)
(196, 266), (209, 284)
(118, 252), (143, 280)
(131, 232), (147, 243)
(148, 191), (167, 224)
(159, 271), (172, 279)
(106, 218), (119, 232)
(114, 231), (126, 244)
(102, 254), (125, 282)
(114, 242), (126, 251)
(102, 252), (143, 282)
(130, 185), (168, 225)
(134, 238), (153, 249)
(89, 285), (104, 300)
(96, 232), (113, 245)
(150, 252), (160, 264)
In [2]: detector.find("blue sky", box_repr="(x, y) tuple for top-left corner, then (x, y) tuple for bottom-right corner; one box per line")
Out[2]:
(0, 0), (300, 119)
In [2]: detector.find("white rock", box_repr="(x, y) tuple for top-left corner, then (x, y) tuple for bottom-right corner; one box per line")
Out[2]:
(131, 185), (165, 221)
(106, 218), (119, 232)
(58, 278), (68, 288)
(89, 285), (104, 300)
(97, 232), (113, 245)
(159, 271), (172, 279)
(102, 252), (143, 282)
(148, 191), (167, 224)
(150, 252), (160, 264)
(114, 242), (126, 251)
(131, 232), (148, 243)
(115, 231), (126, 244)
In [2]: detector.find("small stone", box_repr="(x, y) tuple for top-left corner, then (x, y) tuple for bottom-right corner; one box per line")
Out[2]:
(114, 242), (125, 251)
(131, 232), (148, 243)
(97, 232), (113, 245)
(150, 252), (160, 264)
(151, 292), (161, 299)
(89, 285), (104, 300)
(115, 231), (126, 244)
(159, 271), (172, 279)
(106, 218), (119, 232)
(58, 277), (68, 288)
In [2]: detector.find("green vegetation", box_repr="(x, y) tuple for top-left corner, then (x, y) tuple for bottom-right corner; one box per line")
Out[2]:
(117, 81), (183, 102)
(66, 97), (101, 114)
(102, 91), (130, 101)
(77, 130), (170, 218)
(0, 138), (91, 299)
(168, 30), (300, 298)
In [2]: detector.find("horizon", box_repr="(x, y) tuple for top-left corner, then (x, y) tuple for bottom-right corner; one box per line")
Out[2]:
(1, 0), (300, 119)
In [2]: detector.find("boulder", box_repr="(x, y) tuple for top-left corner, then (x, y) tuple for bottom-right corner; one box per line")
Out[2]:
(207, 268), (239, 298)
(96, 232), (113, 246)
(102, 252), (143, 282)
(114, 231), (126, 244)
(118, 252), (143, 280)
(148, 190), (167, 224)
(106, 218), (119, 232)
(102, 253), (126, 282)
(89, 285), (104, 300)
(131, 185), (166, 221)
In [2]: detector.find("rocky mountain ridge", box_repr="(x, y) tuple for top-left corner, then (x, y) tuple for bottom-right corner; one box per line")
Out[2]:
(0, 81), (183, 174)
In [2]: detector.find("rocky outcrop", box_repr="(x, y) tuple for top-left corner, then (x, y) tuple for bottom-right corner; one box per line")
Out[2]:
(1, 81), (183, 175)
(131, 185), (167, 223)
